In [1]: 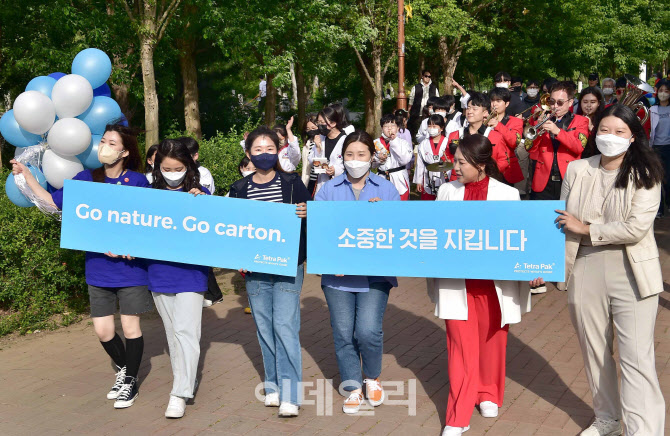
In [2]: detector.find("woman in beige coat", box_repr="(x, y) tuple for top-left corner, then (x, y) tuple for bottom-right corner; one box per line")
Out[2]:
(533, 105), (665, 436)
(429, 134), (532, 436)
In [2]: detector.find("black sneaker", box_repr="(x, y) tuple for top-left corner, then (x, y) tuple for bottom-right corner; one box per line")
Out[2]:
(107, 366), (126, 400)
(114, 376), (139, 409)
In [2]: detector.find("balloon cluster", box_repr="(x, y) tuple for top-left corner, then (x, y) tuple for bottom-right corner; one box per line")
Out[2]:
(1, 48), (127, 208)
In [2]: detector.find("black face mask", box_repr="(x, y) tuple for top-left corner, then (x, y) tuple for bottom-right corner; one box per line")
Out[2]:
(511, 86), (521, 93)
(317, 124), (330, 136)
(306, 129), (319, 139)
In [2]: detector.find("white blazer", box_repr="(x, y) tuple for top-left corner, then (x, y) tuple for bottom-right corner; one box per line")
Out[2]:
(372, 137), (413, 195)
(308, 134), (346, 194)
(428, 178), (532, 326)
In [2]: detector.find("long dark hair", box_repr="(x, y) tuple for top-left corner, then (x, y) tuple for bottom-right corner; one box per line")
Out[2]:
(457, 134), (501, 181)
(585, 104), (664, 189)
(92, 124), (143, 183)
(151, 139), (202, 191)
(317, 105), (347, 132)
(244, 125), (284, 173)
(575, 86), (604, 118)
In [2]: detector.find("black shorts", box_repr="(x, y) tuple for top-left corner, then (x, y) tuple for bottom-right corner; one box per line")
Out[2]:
(88, 285), (153, 318)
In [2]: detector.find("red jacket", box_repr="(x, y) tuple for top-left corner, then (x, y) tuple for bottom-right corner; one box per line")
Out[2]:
(446, 126), (520, 183)
(493, 116), (524, 184)
(527, 114), (589, 192)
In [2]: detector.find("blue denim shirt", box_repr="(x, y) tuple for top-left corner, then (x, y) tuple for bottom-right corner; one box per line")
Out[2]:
(315, 172), (400, 292)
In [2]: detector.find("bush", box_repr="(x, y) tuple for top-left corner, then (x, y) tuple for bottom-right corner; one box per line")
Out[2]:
(0, 169), (88, 335)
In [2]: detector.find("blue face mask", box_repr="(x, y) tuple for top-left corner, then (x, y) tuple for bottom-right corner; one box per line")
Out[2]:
(250, 153), (278, 170)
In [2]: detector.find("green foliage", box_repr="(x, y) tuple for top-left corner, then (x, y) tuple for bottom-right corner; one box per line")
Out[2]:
(0, 170), (88, 336)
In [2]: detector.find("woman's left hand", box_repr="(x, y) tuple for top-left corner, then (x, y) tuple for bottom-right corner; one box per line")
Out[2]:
(555, 209), (589, 235)
(189, 188), (205, 196)
(296, 202), (307, 218)
(368, 197), (382, 203)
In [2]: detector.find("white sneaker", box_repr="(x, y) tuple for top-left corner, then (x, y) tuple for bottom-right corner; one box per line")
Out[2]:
(278, 402), (299, 417)
(442, 425), (470, 436)
(342, 392), (365, 414)
(580, 418), (622, 436)
(202, 299), (213, 307)
(264, 392), (280, 407)
(107, 366), (126, 400)
(531, 284), (547, 294)
(479, 401), (498, 418)
(165, 395), (186, 418)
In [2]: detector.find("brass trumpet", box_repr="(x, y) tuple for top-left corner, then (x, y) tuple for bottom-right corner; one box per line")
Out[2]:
(483, 108), (498, 125)
(515, 93), (550, 119)
(524, 109), (556, 141)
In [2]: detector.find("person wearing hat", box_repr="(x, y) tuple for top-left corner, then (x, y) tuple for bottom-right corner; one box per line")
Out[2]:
(588, 72), (600, 88)
(507, 76), (526, 116)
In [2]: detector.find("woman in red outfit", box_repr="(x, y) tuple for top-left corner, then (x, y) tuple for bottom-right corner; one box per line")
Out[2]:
(429, 134), (532, 436)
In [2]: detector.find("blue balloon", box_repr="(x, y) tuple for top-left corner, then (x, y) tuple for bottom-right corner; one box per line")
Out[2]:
(5, 164), (47, 208)
(72, 48), (112, 89)
(120, 114), (129, 127)
(48, 72), (66, 81)
(77, 134), (103, 169)
(93, 83), (112, 98)
(77, 96), (122, 134)
(0, 110), (42, 148)
(25, 76), (57, 98)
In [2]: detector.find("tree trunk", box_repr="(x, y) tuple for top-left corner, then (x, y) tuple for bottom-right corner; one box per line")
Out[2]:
(439, 36), (461, 96)
(418, 52), (425, 81)
(371, 46), (383, 138)
(354, 53), (376, 136)
(140, 37), (159, 149)
(110, 83), (131, 119)
(312, 75), (319, 97)
(265, 74), (277, 126)
(178, 36), (202, 139)
(295, 61), (307, 140)
(289, 62), (298, 109)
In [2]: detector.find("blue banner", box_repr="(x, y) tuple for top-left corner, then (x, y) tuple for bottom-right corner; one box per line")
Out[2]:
(307, 200), (565, 281)
(60, 180), (301, 276)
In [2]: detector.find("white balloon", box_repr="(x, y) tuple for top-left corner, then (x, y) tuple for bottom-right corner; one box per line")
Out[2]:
(51, 74), (93, 118)
(47, 118), (92, 156)
(42, 149), (84, 189)
(13, 90), (56, 135)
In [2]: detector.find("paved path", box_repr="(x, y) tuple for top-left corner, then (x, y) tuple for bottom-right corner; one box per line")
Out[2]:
(1, 220), (669, 436)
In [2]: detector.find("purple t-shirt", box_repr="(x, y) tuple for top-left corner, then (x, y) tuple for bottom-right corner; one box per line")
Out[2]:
(51, 170), (151, 288)
(146, 186), (211, 294)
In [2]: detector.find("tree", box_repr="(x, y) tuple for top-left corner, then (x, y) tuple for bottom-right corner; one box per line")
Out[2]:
(176, 1), (203, 138)
(118, 0), (182, 149)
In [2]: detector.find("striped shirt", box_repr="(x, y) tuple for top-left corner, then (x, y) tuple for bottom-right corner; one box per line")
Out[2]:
(247, 173), (283, 202)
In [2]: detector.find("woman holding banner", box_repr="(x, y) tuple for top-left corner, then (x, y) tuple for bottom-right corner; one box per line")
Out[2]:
(429, 134), (531, 436)
(228, 126), (311, 418)
(10, 124), (152, 410)
(147, 138), (211, 419)
(315, 130), (400, 415)
(534, 105), (665, 436)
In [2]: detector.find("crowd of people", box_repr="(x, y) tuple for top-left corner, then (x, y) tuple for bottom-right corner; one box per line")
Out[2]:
(8, 68), (669, 436)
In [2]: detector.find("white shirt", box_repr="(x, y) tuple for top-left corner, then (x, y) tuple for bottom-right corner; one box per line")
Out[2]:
(278, 138), (302, 172)
(308, 134), (347, 195)
(259, 80), (267, 98)
(409, 80), (439, 110)
(372, 136), (413, 195)
(198, 166), (215, 194)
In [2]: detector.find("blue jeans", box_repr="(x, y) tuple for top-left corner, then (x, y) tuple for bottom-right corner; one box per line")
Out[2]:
(322, 281), (392, 392)
(245, 264), (304, 405)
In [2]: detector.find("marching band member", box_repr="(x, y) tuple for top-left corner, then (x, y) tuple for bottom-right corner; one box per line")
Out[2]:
(430, 134), (531, 436)
(414, 114), (450, 200)
(373, 114), (413, 200)
(526, 81), (589, 201)
(487, 87), (524, 186)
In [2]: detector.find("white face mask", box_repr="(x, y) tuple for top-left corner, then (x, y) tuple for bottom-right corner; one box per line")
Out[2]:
(602, 87), (614, 96)
(98, 143), (124, 165)
(428, 108), (435, 115)
(344, 159), (371, 178)
(658, 91), (670, 102)
(427, 127), (441, 137)
(495, 83), (509, 89)
(435, 111), (447, 118)
(242, 170), (255, 177)
(381, 132), (390, 139)
(596, 133), (632, 157)
(527, 89), (539, 98)
(161, 170), (187, 187)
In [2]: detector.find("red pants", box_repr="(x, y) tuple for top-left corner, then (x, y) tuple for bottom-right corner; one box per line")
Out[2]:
(445, 281), (509, 427)
(420, 191), (436, 201)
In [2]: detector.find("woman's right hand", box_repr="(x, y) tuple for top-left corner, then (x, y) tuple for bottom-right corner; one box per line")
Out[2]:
(326, 166), (335, 176)
(529, 277), (545, 288)
(417, 184), (424, 193)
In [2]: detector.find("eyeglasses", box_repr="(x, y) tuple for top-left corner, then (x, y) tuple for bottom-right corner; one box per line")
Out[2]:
(548, 99), (568, 106)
